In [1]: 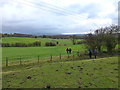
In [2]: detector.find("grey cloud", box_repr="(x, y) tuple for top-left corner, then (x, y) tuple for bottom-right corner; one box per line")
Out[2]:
(4, 19), (36, 24)
(2, 24), (64, 34)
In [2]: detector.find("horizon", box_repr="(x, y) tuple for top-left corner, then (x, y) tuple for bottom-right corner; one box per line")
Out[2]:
(1, 32), (88, 35)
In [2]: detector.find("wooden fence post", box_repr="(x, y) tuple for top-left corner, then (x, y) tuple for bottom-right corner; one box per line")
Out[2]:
(68, 54), (69, 58)
(6, 57), (8, 67)
(73, 54), (74, 60)
(20, 57), (22, 65)
(50, 54), (52, 61)
(60, 53), (61, 59)
(38, 55), (39, 63)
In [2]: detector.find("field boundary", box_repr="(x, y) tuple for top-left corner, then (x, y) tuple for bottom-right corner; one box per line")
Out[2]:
(2, 52), (83, 67)
(2, 51), (119, 67)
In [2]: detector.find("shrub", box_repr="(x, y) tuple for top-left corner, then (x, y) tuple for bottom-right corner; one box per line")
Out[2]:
(11, 43), (15, 47)
(14, 43), (27, 47)
(33, 41), (41, 46)
(1, 43), (10, 47)
(1, 41), (41, 47)
(45, 42), (56, 46)
(76, 41), (85, 44)
(27, 43), (34, 47)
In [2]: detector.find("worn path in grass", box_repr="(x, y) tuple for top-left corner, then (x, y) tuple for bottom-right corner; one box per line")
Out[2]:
(2, 56), (118, 88)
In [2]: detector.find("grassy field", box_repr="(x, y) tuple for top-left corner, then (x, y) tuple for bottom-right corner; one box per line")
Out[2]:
(2, 44), (86, 59)
(2, 56), (118, 88)
(2, 37), (85, 61)
(2, 37), (82, 46)
(2, 37), (119, 61)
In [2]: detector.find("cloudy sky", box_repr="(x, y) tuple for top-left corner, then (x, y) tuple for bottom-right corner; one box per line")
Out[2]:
(1, 0), (119, 35)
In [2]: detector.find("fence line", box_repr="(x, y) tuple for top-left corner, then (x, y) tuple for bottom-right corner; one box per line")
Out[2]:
(2, 51), (86, 67)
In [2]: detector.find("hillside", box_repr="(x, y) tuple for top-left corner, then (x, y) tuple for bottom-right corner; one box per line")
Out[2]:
(2, 56), (118, 88)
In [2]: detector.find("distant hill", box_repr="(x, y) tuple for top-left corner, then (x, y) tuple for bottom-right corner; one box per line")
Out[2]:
(1, 33), (86, 39)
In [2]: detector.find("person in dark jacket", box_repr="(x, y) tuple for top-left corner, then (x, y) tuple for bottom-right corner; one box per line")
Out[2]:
(89, 49), (92, 59)
(66, 48), (69, 53)
(69, 48), (72, 54)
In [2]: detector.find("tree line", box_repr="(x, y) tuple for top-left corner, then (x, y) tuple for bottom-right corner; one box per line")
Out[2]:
(1, 41), (41, 47)
(1, 33), (84, 39)
(1, 41), (59, 47)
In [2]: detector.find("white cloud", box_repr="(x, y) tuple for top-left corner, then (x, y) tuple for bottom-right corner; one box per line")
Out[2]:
(0, 0), (118, 34)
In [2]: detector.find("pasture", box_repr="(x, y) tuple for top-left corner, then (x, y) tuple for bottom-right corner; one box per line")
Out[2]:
(2, 37), (86, 62)
(2, 45), (85, 58)
(2, 37), (119, 64)
(2, 37), (119, 88)
(2, 37), (82, 46)
(2, 56), (118, 88)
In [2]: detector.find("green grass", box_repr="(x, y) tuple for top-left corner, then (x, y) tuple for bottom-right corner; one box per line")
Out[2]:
(2, 37), (85, 60)
(2, 37), (82, 46)
(2, 37), (119, 62)
(2, 44), (86, 60)
(2, 56), (119, 88)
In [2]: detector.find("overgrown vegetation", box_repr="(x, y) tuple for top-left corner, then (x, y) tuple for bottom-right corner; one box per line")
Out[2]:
(84, 25), (120, 54)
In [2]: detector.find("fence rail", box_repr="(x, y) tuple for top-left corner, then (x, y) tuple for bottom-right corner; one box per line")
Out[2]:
(2, 51), (88, 67)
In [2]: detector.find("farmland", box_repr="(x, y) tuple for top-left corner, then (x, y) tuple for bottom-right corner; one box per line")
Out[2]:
(2, 37), (119, 63)
(2, 45), (85, 58)
(1, 37), (119, 88)
(2, 37), (82, 46)
(2, 37), (85, 60)
(1, 0), (119, 88)
(2, 56), (118, 88)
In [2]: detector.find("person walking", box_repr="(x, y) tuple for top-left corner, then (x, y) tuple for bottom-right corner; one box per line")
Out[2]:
(66, 48), (69, 54)
(69, 48), (72, 54)
(93, 49), (97, 59)
(89, 49), (92, 59)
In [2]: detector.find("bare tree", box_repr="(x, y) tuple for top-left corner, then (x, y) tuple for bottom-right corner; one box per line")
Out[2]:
(70, 35), (77, 45)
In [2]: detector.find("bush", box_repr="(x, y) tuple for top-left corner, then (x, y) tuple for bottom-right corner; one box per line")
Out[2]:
(76, 41), (85, 44)
(14, 43), (27, 47)
(27, 43), (34, 47)
(1, 43), (10, 47)
(33, 41), (41, 46)
(1, 41), (41, 47)
(45, 42), (56, 46)
(102, 51), (107, 53)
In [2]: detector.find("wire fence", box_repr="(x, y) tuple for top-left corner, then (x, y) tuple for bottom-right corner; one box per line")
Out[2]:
(2, 51), (87, 67)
